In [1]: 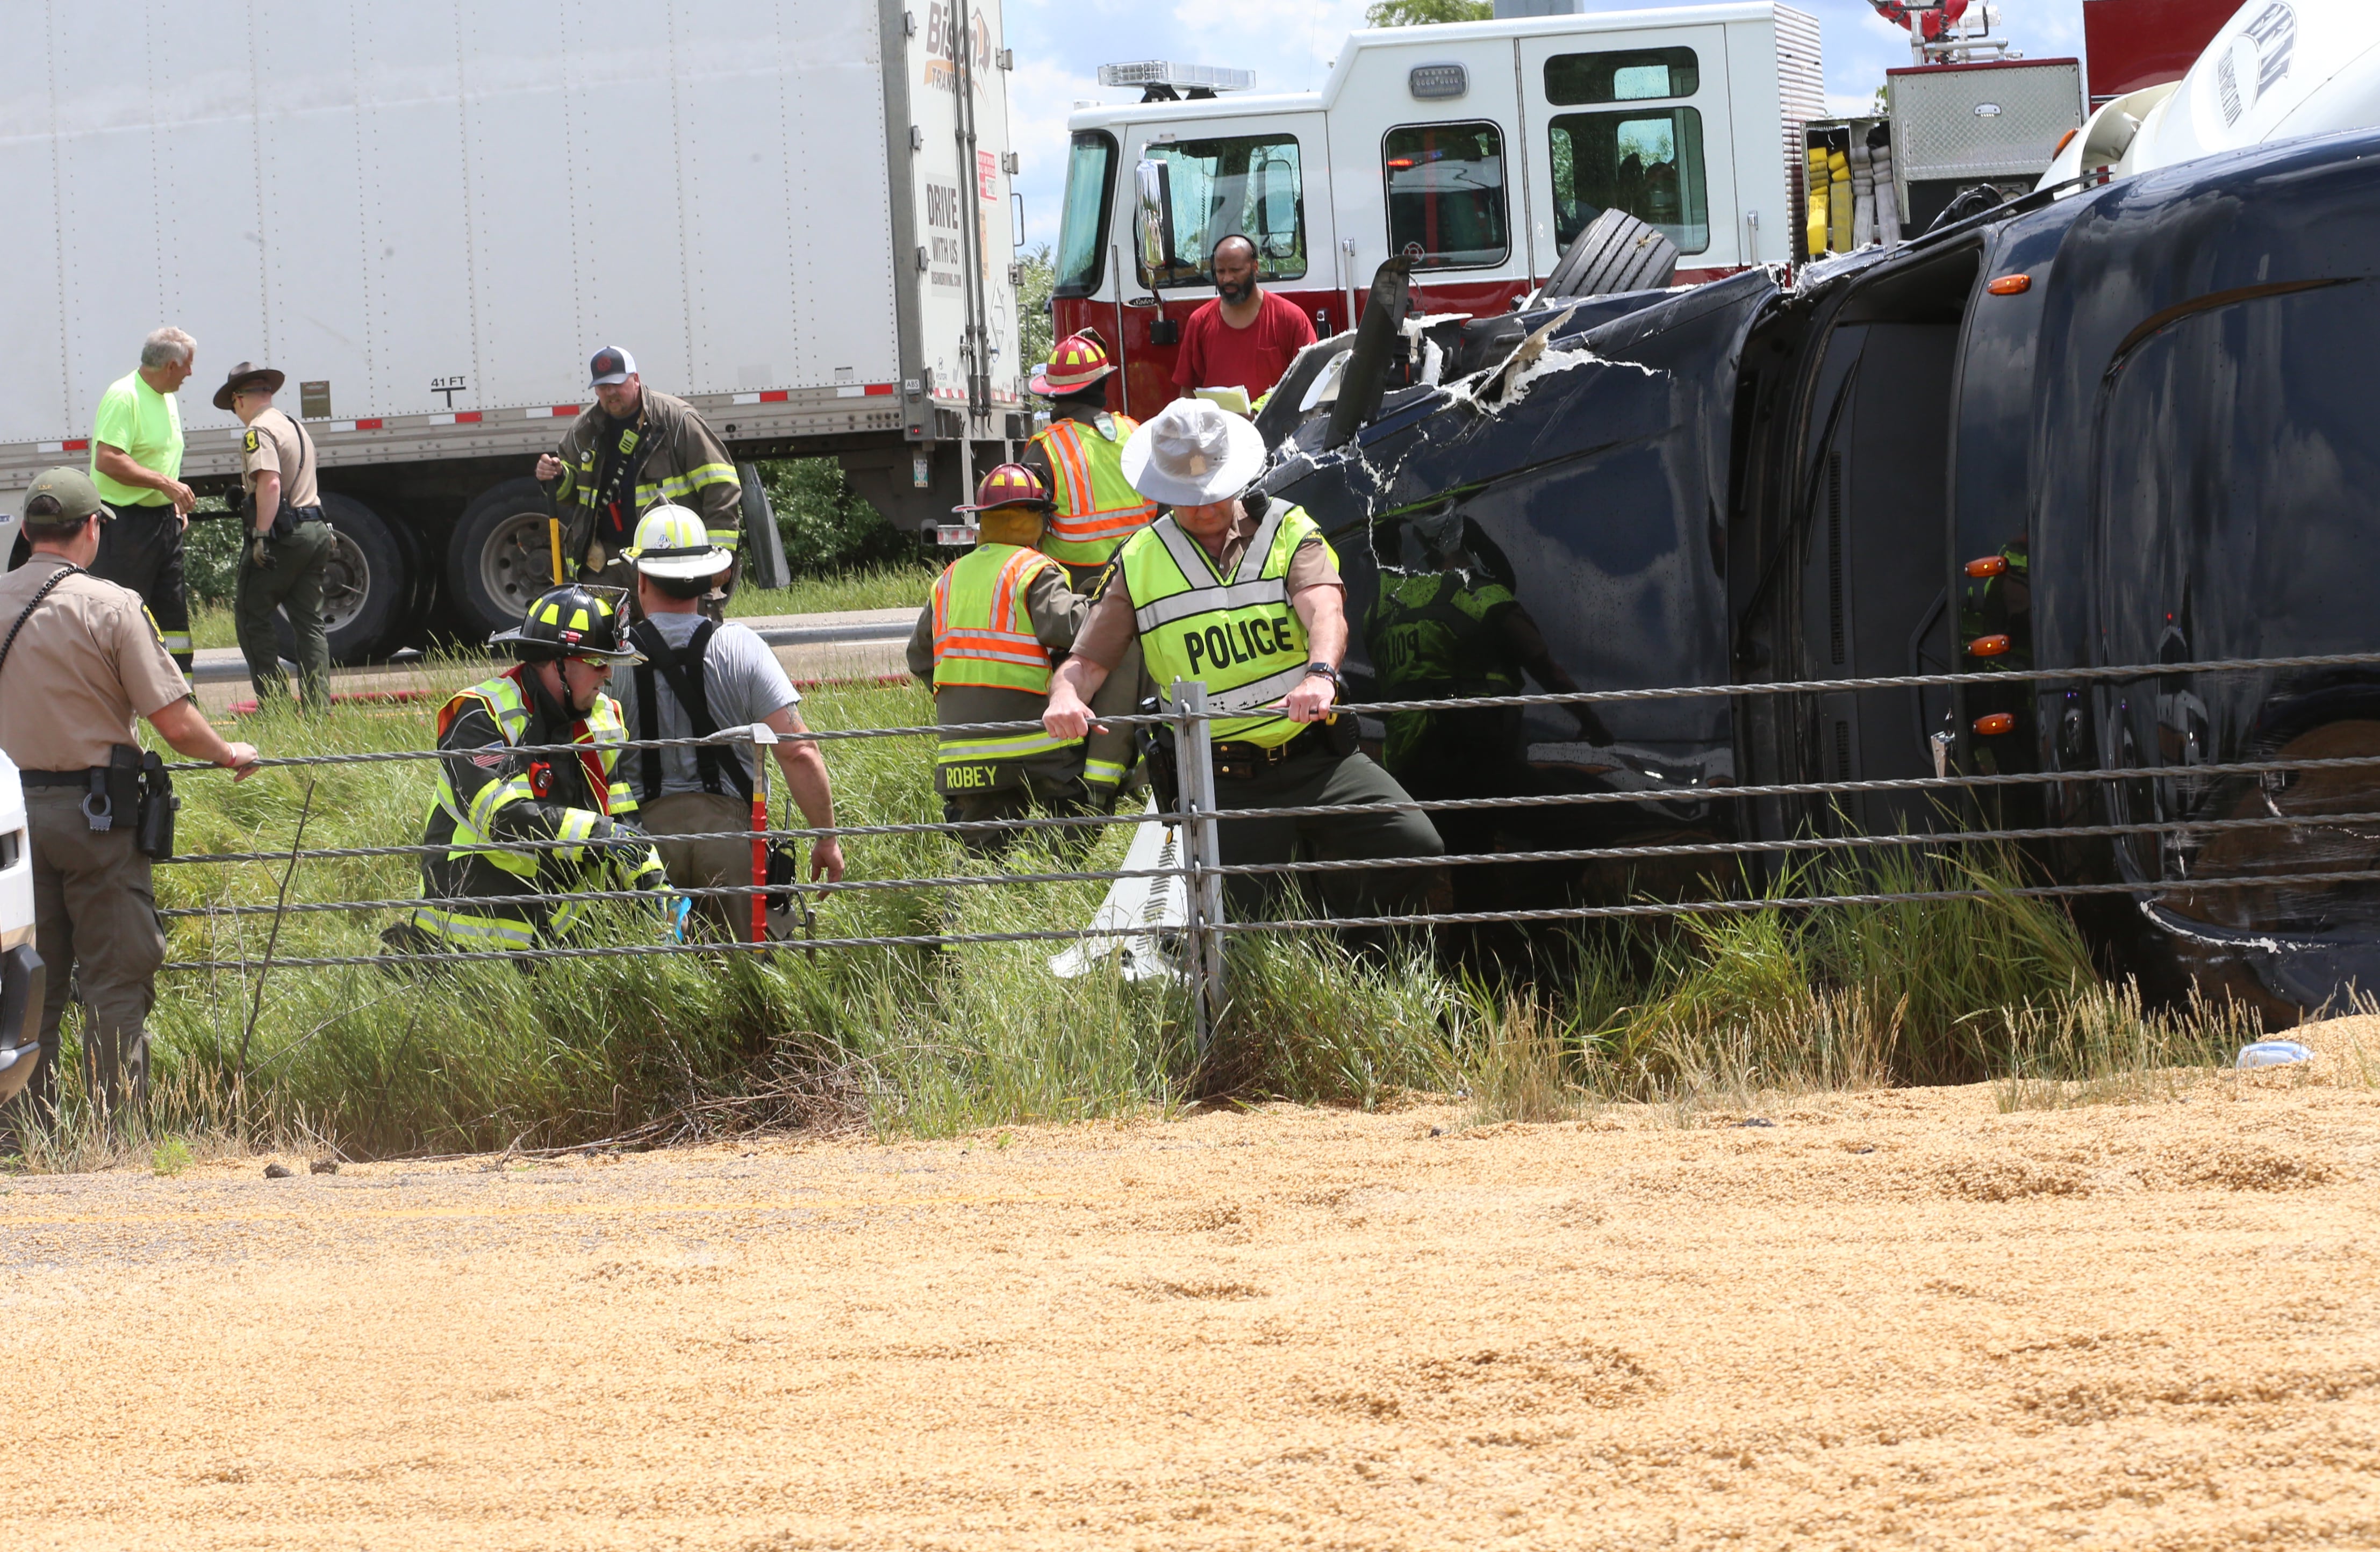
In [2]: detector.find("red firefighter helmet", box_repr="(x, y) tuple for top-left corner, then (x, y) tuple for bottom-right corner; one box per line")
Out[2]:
(954, 462), (1055, 514)
(1029, 329), (1117, 397)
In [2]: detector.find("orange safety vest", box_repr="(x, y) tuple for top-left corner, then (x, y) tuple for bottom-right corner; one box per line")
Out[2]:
(1030, 414), (1158, 566)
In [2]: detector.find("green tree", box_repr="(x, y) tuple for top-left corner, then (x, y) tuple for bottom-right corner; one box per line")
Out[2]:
(756, 457), (915, 576)
(1365, 0), (1492, 26)
(1015, 241), (1055, 377)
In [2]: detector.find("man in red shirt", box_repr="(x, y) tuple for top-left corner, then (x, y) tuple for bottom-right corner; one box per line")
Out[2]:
(1171, 234), (1317, 408)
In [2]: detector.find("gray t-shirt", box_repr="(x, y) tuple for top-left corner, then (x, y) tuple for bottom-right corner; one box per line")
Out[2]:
(612, 613), (801, 797)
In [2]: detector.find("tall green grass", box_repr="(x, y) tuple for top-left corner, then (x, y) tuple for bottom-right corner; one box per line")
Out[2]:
(727, 562), (941, 620)
(9, 676), (2268, 1167)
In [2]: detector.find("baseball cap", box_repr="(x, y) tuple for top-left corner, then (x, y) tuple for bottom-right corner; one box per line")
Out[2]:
(22, 467), (104, 522)
(589, 346), (637, 386)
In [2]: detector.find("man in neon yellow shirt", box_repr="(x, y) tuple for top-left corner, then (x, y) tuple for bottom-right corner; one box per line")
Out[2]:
(89, 327), (199, 672)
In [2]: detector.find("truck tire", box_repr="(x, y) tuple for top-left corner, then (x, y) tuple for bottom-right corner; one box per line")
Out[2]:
(1540, 209), (1680, 301)
(448, 477), (563, 644)
(270, 492), (408, 666)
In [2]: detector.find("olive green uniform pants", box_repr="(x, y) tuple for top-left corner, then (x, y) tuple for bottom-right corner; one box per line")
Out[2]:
(1212, 747), (1445, 920)
(20, 788), (167, 1120)
(945, 747), (1098, 860)
(233, 519), (335, 710)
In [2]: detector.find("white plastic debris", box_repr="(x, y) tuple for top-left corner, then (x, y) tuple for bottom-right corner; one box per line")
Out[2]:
(1048, 797), (1188, 982)
(2236, 1040), (2316, 1069)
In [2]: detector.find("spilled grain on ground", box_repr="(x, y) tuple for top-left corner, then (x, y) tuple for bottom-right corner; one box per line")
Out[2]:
(4, 1037), (2379, 1549)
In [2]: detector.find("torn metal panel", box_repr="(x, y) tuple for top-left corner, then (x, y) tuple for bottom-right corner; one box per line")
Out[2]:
(1250, 268), (1782, 919)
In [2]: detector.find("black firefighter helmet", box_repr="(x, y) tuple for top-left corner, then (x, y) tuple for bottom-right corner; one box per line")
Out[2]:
(488, 584), (643, 663)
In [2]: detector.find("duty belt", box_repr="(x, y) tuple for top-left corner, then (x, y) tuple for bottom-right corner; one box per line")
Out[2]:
(19, 769), (104, 787)
(1211, 724), (1327, 782)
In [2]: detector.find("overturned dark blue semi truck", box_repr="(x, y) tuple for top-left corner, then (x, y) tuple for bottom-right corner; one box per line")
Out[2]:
(1254, 128), (2380, 1023)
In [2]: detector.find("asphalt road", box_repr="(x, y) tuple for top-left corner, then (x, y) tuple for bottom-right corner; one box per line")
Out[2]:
(194, 607), (917, 712)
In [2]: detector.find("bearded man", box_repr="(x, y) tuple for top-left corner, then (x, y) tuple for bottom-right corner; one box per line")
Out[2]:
(1170, 234), (1316, 407)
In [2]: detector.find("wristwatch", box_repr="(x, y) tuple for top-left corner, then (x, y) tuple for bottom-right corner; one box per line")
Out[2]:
(1302, 661), (1343, 690)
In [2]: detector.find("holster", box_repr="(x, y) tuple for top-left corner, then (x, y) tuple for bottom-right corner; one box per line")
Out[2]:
(84, 745), (144, 834)
(1136, 696), (1180, 814)
(1322, 709), (1360, 758)
(135, 750), (177, 860)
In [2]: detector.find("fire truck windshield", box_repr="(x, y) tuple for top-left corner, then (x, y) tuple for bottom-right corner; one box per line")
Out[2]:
(1055, 131), (1119, 297)
(1135, 134), (1308, 289)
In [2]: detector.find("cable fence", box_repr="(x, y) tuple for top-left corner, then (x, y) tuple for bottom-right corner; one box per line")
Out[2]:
(148, 651), (2380, 1059)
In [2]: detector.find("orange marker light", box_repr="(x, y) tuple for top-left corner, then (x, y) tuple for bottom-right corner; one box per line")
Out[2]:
(1987, 275), (2032, 296)
(1973, 713), (2017, 736)
(1965, 555), (2009, 578)
(2054, 126), (2079, 157)
(1967, 635), (2012, 657)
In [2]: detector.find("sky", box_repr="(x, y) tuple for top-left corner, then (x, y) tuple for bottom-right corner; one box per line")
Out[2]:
(997, 0), (2088, 249)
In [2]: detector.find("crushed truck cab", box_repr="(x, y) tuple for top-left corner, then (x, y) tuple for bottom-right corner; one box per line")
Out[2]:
(1263, 125), (2380, 1020)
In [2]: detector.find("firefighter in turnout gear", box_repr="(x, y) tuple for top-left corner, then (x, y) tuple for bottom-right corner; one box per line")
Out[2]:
(905, 464), (1092, 856)
(535, 347), (743, 616)
(392, 584), (675, 956)
(1019, 329), (1155, 803)
(1044, 400), (1443, 919)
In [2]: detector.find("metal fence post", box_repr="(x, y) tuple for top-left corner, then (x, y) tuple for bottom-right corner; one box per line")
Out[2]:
(1171, 678), (1226, 1058)
(749, 723), (777, 944)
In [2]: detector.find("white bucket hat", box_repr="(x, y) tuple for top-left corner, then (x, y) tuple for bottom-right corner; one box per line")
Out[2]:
(1120, 398), (1268, 508)
(625, 504), (732, 580)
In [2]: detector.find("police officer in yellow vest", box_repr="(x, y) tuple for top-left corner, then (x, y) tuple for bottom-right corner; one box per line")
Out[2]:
(1043, 400), (1443, 918)
(391, 583), (674, 956)
(1019, 329), (1156, 804)
(905, 465), (1090, 856)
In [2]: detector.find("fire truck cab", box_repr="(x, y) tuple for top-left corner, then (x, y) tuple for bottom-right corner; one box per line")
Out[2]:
(1052, 3), (1825, 418)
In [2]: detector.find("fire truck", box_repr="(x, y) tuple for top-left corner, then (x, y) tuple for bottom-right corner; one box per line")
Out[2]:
(1051, 4), (1826, 419)
(1051, 1), (2251, 420)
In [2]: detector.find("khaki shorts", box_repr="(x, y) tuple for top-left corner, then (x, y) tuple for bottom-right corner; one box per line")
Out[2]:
(638, 791), (760, 929)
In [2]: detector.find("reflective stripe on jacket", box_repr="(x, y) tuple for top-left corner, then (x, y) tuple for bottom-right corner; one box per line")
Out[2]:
(1028, 414), (1156, 566)
(551, 389), (742, 564)
(928, 544), (1081, 773)
(426, 669), (634, 884)
(1120, 505), (1329, 750)
(931, 545), (1063, 693)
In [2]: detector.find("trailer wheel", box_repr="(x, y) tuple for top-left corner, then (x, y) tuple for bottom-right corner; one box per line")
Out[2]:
(448, 477), (563, 643)
(270, 492), (408, 665)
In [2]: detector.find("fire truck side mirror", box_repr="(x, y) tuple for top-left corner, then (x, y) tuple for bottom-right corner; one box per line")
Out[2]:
(1134, 159), (1179, 283)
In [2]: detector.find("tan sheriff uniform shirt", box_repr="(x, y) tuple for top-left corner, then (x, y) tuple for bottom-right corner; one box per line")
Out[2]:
(240, 406), (319, 511)
(0, 558), (189, 771)
(1072, 497), (1341, 672)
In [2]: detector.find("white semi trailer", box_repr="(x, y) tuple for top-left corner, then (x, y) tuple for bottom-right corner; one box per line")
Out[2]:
(0, 0), (1026, 657)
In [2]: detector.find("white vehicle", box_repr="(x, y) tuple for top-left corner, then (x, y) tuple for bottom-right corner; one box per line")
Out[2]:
(1051, 4), (1825, 418)
(0, 759), (38, 1105)
(0, 0), (1025, 656)
(2045, 1), (2380, 185)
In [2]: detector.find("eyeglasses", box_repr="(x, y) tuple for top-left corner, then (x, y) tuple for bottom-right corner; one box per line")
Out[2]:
(567, 655), (614, 671)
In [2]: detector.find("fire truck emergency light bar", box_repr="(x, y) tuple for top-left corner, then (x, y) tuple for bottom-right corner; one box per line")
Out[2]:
(1096, 61), (1256, 92)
